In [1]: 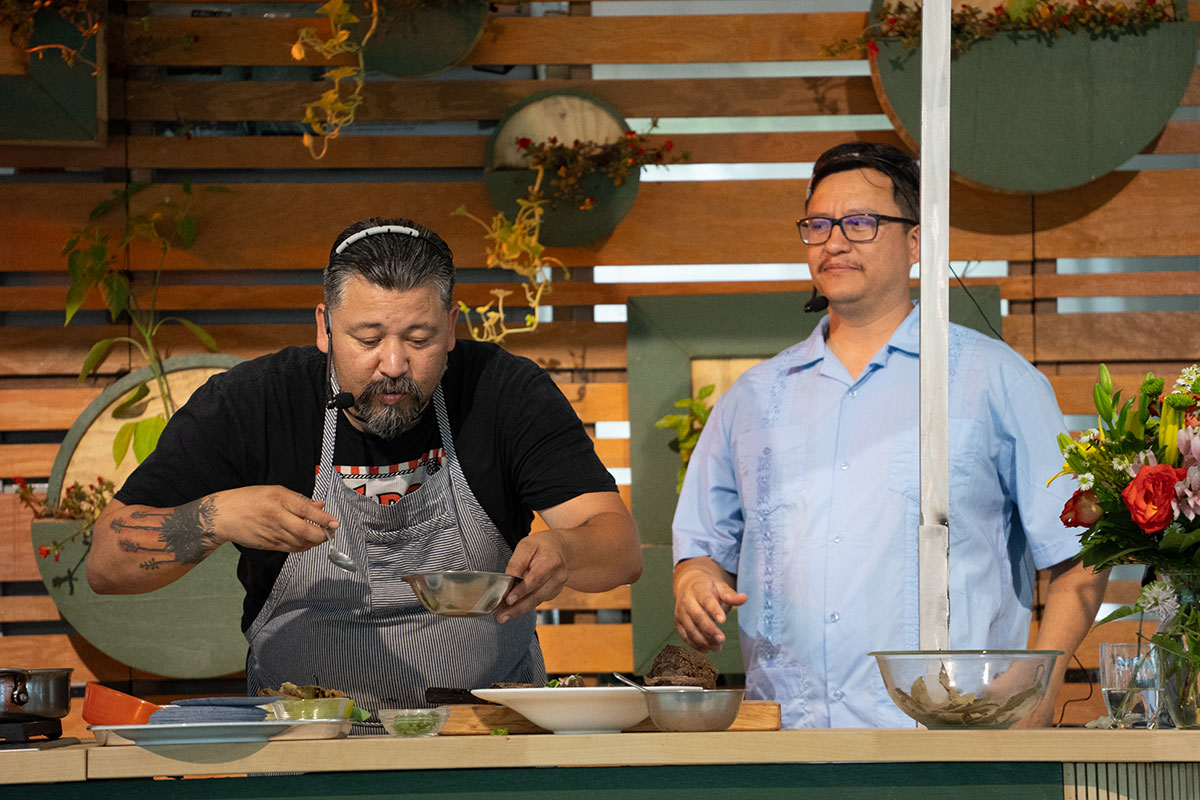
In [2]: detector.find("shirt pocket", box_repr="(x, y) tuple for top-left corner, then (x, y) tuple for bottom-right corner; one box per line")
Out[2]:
(364, 510), (468, 613)
(733, 425), (808, 517)
(886, 417), (980, 499)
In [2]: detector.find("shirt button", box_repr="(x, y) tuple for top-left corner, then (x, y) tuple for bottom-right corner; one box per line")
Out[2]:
(831, 690), (845, 702)
(848, 390), (858, 398)
(840, 462), (849, 470)
(833, 536), (842, 544)
(763, 447), (771, 455)
(829, 612), (839, 623)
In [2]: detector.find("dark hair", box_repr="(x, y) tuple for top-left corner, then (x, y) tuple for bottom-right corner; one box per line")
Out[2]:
(805, 142), (920, 221)
(324, 217), (456, 310)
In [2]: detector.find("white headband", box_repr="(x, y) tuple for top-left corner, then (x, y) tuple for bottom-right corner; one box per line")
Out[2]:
(334, 224), (422, 255)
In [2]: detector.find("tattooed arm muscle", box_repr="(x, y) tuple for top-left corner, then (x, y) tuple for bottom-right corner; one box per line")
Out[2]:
(88, 486), (342, 595)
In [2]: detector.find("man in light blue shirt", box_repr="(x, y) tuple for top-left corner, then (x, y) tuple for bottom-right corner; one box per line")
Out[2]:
(671, 142), (1108, 728)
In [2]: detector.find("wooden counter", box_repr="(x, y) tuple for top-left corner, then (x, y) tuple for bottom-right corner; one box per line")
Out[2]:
(4, 730), (1200, 799)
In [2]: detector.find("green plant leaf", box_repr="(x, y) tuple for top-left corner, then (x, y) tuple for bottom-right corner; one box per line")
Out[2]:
(78, 338), (118, 380)
(132, 415), (168, 463)
(100, 272), (131, 319)
(181, 179), (193, 195)
(112, 420), (137, 467)
(112, 383), (151, 418)
(167, 317), (218, 351)
(1094, 604), (1139, 627)
(175, 214), (198, 249)
(88, 197), (118, 221)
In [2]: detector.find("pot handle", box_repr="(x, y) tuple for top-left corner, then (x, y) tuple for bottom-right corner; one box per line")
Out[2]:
(10, 677), (28, 707)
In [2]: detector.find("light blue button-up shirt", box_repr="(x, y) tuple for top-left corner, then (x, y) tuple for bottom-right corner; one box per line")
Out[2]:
(672, 306), (1080, 728)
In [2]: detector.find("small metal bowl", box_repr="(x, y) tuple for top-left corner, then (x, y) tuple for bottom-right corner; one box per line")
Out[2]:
(645, 688), (745, 732)
(401, 570), (520, 617)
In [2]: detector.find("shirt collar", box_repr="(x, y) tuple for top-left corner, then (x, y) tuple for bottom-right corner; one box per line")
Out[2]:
(787, 303), (920, 376)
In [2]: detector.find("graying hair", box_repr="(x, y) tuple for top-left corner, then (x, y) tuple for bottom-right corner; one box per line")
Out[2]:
(324, 217), (456, 310)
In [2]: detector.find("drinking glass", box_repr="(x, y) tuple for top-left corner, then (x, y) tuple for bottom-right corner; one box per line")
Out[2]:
(1099, 642), (1160, 729)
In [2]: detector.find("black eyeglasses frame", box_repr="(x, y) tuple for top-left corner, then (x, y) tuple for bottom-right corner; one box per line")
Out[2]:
(795, 213), (918, 245)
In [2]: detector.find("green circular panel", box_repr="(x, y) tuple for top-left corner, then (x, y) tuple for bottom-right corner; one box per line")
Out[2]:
(872, 16), (1199, 192)
(39, 355), (248, 678)
(484, 89), (640, 247)
(362, 0), (488, 79)
(483, 168), (640, 248)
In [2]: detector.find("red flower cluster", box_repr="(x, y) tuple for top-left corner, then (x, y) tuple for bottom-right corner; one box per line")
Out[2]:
(1060, 489), (1102, 528)
(1121, 464), (1188, 534)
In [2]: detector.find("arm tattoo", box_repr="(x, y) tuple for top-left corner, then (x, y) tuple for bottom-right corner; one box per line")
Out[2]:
(111, 497), (221, 570)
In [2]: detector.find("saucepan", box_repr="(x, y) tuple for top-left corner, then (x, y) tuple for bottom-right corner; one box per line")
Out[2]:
(0, 667), (73, 721)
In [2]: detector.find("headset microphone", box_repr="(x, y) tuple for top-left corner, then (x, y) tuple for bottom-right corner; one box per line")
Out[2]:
(327, 392), (355, 410)
(323, 307), (356, 410)
(804, 287), (829, 313)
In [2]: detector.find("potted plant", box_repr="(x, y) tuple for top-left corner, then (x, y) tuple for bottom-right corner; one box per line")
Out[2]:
(826, 0), (1198, 192)
(484, 89), (687, 247)
(452, 172), (570, 344)
(0, 0), (106, 144)
(289, 0), (489, 159)
(20, 181), (249, 679)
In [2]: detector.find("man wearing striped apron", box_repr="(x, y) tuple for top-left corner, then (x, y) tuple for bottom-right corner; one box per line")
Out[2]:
(89, 218), (643, 715)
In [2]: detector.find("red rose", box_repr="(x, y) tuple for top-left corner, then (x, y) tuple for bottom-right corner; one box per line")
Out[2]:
(1061, 489), (1102, 528)
(516, 137), (532, 149)
(1121, 464), (1187, 534)
(37, 546), (50, 558)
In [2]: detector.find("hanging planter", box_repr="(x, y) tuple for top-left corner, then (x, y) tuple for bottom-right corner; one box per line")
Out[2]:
(865, 0), (1198, 192)
(363, 0), (488, 78)
(0, 9), (107, 145)
(484, 89), (645, 248)
(31, 355), (247, 679)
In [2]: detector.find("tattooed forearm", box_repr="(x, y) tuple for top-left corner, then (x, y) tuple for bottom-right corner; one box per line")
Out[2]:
(111, 497), (221, 570)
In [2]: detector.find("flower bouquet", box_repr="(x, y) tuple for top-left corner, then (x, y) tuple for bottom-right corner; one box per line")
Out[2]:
(1051, 364), (1200, 726)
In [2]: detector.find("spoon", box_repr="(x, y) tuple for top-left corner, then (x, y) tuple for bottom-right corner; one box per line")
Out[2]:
(613, 672), (703, 693)
(323, 527), (358, 573)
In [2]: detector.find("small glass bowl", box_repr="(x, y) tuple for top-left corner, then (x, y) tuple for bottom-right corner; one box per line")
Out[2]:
(267, 697), (355, 720)
(378, 707), (450, 737)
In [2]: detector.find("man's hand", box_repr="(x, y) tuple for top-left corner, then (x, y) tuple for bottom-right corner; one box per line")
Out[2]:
(207, 486), (339, 552)
(498, 530), (570, 624)
(673, 557), (747, 653)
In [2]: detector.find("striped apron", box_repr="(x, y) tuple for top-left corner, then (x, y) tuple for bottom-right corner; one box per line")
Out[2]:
(244, 384), (545, 713)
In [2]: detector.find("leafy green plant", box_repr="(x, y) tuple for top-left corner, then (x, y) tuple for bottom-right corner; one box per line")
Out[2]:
(1, 0), (104, 73)
(452, 168), (570, 344)
(63, 180), (228, 466)
(16, 474), (114, 594)
(655, 384), (715, 494)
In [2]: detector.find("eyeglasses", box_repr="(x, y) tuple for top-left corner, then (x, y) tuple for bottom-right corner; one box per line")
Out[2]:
(796, 213), (918, 245)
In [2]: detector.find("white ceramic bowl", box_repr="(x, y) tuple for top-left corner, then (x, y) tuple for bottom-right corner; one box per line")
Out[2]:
(869, 649), (1062, 729)
(471, 687), (649, 734)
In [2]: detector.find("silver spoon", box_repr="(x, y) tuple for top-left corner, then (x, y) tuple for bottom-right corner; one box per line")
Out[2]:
(612, 672), (650, 693)
(323, 527), (358, 573)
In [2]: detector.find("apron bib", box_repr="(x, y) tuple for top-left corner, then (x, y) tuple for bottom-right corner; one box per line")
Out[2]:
(245, 384), (544, 712)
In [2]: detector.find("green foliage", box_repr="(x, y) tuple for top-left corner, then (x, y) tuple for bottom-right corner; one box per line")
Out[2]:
(655, 384), (715, 494)
(452, 171), (570, 344)
(0, 0), (104, 72)
(62, 182), (226, 467)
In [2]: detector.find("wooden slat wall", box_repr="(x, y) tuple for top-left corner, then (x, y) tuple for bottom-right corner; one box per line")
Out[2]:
(2, 0), (1197, 732)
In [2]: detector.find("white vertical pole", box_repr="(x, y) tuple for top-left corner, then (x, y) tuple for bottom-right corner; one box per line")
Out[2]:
(918, 0), (952, 651)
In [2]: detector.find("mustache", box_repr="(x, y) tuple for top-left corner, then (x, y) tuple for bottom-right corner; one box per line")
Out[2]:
(356, 375), (422, 406)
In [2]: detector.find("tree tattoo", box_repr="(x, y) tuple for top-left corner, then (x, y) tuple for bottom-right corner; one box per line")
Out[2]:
(113, 497), (220, 569)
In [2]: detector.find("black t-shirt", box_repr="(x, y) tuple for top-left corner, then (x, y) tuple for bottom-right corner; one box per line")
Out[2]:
(116, 340), (617, 630)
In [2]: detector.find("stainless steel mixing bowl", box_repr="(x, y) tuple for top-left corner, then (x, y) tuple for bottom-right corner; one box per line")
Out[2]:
(401, 570), (520, 617)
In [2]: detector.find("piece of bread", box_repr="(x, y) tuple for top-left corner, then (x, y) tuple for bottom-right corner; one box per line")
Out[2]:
(645, 644), (719, 689)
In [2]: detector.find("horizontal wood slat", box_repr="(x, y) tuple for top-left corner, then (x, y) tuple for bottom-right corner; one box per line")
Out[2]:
(0, 635), (131, 682)
(538, 586), (631, 612)
(0, 444), (61, 481)
(123, 14), (868, 68)
(0, 179), (1035, 273)
(1034, 311), (1200, 363)
(0, 495), (41, 582)
(1033, 271), (1200, 299)
(535, 622), (633, 674)
(1, 276), (1035, 313)
(0, 387), (103, 431)
(0, 594), (61, 622)
(121, 76), (883, 124)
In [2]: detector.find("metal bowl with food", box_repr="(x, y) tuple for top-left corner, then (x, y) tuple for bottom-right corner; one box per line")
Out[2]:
(645, 687), (745, 732)
(402, 570), (519, 617)
(869, 649), (1062, 729)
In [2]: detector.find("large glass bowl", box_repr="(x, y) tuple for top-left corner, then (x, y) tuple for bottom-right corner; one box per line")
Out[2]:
(401, 570), (519, 617)
(869, 649), (1062, 729)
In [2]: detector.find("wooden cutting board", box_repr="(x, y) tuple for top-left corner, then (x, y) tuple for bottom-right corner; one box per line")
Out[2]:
(440, 700), (781, 735)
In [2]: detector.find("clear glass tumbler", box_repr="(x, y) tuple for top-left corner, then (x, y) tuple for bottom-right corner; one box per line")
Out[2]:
(1099, 641), (1159, 729)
